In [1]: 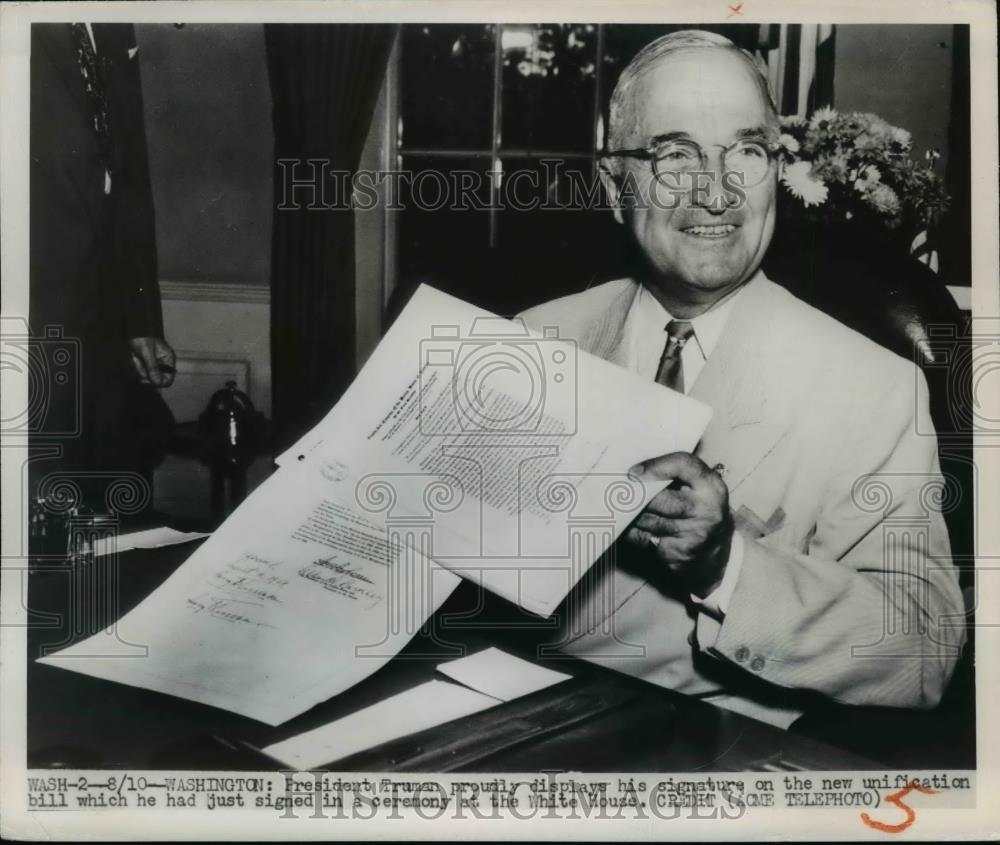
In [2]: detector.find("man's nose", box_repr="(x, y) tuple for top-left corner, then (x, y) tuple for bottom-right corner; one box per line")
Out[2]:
(691, 152), (738, 213)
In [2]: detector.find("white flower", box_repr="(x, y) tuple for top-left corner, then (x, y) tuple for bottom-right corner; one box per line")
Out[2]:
(808, 106), (838, 130)
(780, 114), (807, 129)
(867, 183), (901, 216)
(782, 161), (829, 207)
(777, 133), (800, 154)
(853, 164), (882, 193)
(890, 126), (912, 149)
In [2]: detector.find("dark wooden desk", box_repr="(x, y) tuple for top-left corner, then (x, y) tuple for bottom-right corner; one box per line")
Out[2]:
(27, 540), (879, 772)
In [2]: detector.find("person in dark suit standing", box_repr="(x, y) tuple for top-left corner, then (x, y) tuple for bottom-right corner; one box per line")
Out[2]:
(30, 23), (175, 509)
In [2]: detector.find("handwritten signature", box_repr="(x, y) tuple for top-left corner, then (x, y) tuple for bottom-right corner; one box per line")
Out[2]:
(185, 594), (276, 628)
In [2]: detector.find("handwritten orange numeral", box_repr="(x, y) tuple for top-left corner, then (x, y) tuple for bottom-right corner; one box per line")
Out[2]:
(860, 782), (939, 834)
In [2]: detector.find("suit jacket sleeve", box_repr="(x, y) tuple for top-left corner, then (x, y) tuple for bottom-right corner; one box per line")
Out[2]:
(107, 24), (163, 340)
(695, 368), (965, 709)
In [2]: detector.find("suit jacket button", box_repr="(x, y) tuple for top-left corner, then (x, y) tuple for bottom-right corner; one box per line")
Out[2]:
(750, 655), (766, 672)
(734, 646), (750, 662)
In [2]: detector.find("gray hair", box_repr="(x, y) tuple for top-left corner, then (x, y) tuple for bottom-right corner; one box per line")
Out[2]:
(606, 29), (778, 151)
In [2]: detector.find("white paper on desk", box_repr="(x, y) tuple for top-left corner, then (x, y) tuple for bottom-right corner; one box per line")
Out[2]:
(437, 647), (571, 701)
(38, 457), (462, 725)
(274, 284), (712, 615)
(92, 527), (210, 558)
(262, 680), (500, 769)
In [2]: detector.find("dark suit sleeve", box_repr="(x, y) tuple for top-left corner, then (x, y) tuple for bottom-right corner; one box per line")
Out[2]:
(104, 24), (163, 340)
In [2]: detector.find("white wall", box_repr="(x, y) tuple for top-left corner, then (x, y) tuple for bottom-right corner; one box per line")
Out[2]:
(139, 25), (277, 517)
(159, 282), (271, 422)
(137, 24), (273, 287)
(833, 25), (955, 175)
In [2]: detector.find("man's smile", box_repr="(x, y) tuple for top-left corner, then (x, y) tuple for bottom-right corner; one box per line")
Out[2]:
(679, 223), (739, 239)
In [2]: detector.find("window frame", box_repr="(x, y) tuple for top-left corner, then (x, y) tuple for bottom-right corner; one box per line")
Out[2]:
(395, 24), (609, 250)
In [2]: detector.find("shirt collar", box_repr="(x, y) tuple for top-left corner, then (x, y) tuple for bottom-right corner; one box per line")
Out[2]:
(635, 271), (759, 360)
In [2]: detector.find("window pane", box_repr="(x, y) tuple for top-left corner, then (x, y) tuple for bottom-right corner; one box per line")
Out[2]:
(500, 24), (598, 153)
(396, 155), (493, 301)
(401, 25), (495, 150)
(494, 157), (624, 313)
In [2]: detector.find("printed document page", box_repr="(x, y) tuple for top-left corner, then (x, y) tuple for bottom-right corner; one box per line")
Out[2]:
(275, 284), (713, 615)
(38, 458), (461, 726)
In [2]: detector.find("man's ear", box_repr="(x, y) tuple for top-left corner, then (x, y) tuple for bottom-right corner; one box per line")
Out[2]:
(598, 160), (625, 225)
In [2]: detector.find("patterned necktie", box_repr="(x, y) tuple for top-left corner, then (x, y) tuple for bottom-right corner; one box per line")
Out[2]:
(69, 23), (113, 182)
(654, 319), (695, 393)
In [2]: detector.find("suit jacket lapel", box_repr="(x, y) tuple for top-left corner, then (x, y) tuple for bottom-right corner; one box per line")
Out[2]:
(688, 275), (789, 494)
(34, 24), (93, 125)
(579, 279), (640, 367)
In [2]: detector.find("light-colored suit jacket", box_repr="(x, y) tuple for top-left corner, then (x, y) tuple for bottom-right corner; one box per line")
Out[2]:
(520, 274), (965, 726)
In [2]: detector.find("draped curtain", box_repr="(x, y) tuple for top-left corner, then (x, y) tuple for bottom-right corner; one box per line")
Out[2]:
(265, 24), (397, 451)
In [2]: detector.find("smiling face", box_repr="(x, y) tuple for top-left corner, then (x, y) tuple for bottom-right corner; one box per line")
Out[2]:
(603, 48), (778, 314)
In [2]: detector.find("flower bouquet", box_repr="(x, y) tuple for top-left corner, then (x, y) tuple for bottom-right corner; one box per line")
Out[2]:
(774, 107), (949, 253)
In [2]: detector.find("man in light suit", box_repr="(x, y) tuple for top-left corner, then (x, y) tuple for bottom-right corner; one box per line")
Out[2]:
(520, 30), (965, 727)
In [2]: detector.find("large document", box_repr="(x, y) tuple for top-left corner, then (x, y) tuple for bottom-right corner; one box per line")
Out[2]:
(39, 285), (711, 724)
(273, 285), (713, 614)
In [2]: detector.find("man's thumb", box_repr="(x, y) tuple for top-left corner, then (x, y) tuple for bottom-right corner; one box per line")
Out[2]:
(629, 451), (699, 482)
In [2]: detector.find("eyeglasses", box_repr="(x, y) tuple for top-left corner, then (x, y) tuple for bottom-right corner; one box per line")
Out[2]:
(603, 138), (777, 188)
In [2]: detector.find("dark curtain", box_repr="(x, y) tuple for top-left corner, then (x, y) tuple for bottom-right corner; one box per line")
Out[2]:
(265, 24), (397, 451)
(941, 23), (970, 286)
(809, 26), (835, 110)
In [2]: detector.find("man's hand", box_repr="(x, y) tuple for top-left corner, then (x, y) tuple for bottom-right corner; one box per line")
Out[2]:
(626, 452), (734, 598)
(129, 337), (176, 388)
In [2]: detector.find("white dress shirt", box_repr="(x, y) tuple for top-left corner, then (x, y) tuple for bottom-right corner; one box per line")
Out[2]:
(619, 275), (759, 616)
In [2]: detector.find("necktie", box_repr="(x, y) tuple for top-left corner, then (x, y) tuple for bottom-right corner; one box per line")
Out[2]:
(654, 320), (695, 393)
(69, 23), (113, 183)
